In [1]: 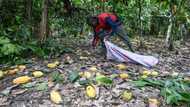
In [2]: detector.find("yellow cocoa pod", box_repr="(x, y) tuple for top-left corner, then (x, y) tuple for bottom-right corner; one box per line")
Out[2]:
(32, 71), (44, 78)
(119, 73), (129, 79)
(13, 76), (31, 84)
(116, 64), (127, 70)
(86, 85), (96, 98)
(50, 90), (62, 104)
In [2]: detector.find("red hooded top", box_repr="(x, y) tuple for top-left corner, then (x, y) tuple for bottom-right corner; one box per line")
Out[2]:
(92, 13), (118, 47)
(95, 13), (117, 33)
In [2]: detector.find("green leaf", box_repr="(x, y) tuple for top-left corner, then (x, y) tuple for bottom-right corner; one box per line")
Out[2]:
(69, 71), (79, 83)
(110, 74), (118, 79)
(166, 94), (177, 104)
(50, 72), (64, 83)
(95, 75), (113, 86)
(180, 92), (190, 102)
(35, 82), (48, 91)
(0, 37), (10, 44)
(79, 79), (90, 85)
(160, 88), (167, 97)
(165, 87), (172, 94)
(21, 82), (35, 88)
(132, 80), (150, 87)
(145, 79), (164, 87)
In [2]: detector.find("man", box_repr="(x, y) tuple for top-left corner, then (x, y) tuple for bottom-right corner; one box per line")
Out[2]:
(87, 12), (134, 56)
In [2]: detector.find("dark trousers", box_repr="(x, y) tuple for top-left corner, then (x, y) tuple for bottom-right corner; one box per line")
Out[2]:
(98, 26), (134, 55)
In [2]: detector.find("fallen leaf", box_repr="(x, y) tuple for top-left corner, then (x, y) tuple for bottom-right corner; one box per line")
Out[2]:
(11, 89), (27, 96)
(184, 77), (190, 82)
(65, 56), (73, 64)
(0, 85), (19, 96)
(95, 75), (113, 85)
(69, 72), (79, 83)
(110, 74), (118, 79)
(171, 72), (179, 77)
(7, 68), (19, 75)
(48, 81), (54, 88)
(79, 56), (88, 60)
(79, 79), (90, 85)
(21, 82), (36, 88)
(35, 82), (48, 91)
(0, 97), (9, 106)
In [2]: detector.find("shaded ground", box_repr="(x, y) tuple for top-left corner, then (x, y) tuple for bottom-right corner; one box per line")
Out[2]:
(0, 38), (190, 107)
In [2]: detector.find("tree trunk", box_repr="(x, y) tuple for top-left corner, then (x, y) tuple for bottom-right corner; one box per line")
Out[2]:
(39, 0), (49, 42)
(137, 0), (144, 47)
(0, 0), (3, 7)
(165, 18), (173, 50)
(165, 2), (175, 50)
(25, 0), (32, 21)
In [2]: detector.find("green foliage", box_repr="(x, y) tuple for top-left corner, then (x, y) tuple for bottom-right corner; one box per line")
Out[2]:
(79, 79), (90, 86)
(0, 36), (23, 62)
(0, 24), (46, 63)
(69, 71), (80, 83)
(133, 77), (190, 105)
(95, 75), (113, 86)
(42, 37), (73, 57)
(35, 82), (48, 91)
(50, 71), (64, 83)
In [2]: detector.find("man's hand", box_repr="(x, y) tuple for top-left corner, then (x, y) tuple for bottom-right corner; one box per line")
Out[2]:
(92, 35), (100, 48)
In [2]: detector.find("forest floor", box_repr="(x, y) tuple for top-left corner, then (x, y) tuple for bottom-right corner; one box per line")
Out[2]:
(0, 38), (190, 107)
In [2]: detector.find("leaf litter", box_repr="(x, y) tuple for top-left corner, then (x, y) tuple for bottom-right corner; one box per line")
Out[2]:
(0, 38), (190, 107)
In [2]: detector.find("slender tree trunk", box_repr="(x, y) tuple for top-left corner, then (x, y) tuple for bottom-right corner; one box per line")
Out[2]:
(165, 18), (173, 50)
(165, 1), (175, 50)
(0, 0), (3, 7)
(25, 0), (32, 21)
(137, 0), (143, 47)
(39, 0), (49, 42)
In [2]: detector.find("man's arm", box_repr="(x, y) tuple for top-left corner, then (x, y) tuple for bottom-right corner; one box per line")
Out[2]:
(105, 17), (121, 33)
